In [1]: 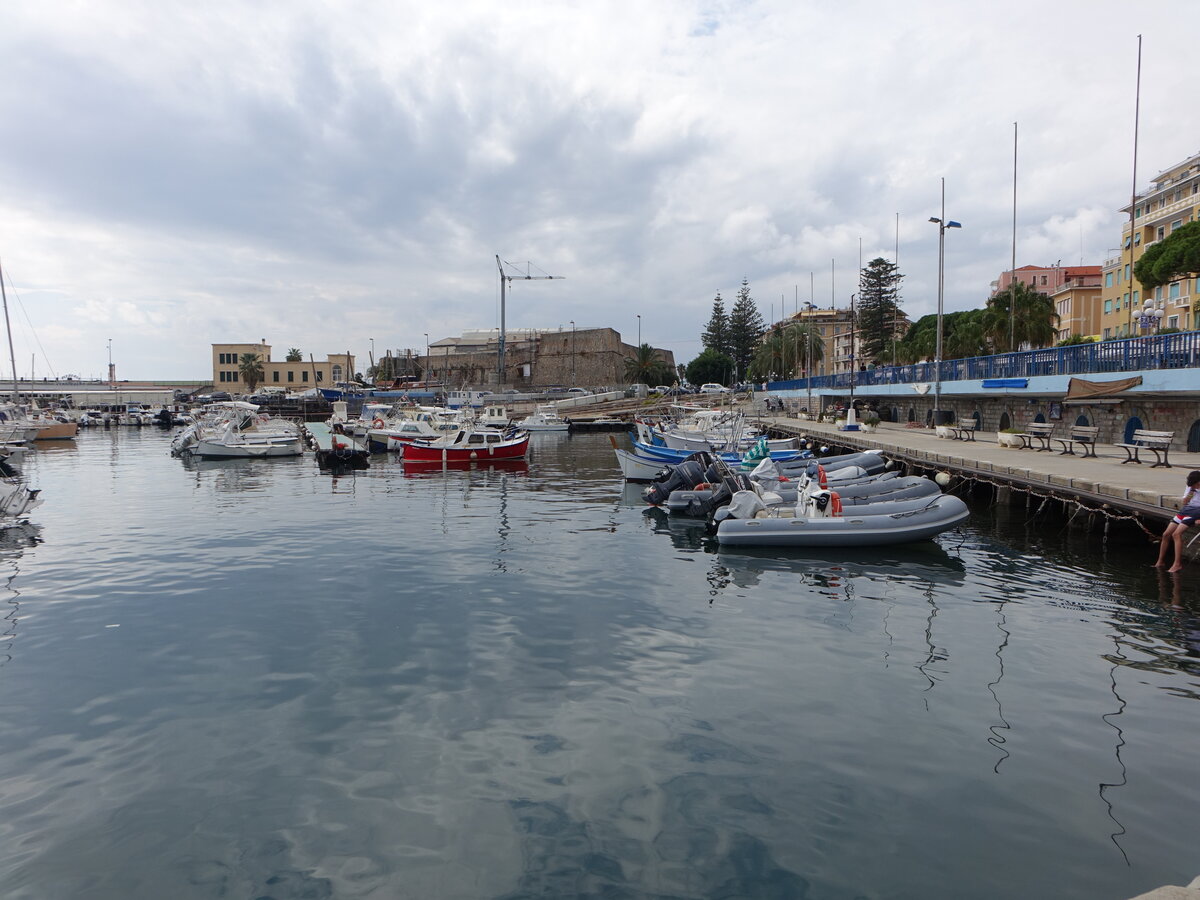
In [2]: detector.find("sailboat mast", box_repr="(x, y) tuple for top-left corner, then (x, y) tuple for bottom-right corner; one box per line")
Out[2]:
(0, 256), (19, 402)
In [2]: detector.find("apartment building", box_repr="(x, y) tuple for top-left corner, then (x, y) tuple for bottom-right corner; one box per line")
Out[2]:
(992, 264), (1102, 341)
(1099, 150), (1200, 338)
(211, 342), (355, 389)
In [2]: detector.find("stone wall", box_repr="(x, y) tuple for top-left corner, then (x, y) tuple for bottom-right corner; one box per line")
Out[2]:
(849, 396), (1200, 450)
(426, 328), (674, 389)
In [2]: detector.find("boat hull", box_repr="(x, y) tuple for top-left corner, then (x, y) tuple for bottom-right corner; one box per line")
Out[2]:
(402, 435), (530, 462)
(193, 439), (304, 458)
(716, 496), (970, 547)
(32, 421), (78, 440)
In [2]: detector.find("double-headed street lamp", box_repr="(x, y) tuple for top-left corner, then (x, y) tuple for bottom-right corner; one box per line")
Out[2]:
(929, 179), (961, 425)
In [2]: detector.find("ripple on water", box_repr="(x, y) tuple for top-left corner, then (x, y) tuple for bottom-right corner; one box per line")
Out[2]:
(1, 431), (1199, 899)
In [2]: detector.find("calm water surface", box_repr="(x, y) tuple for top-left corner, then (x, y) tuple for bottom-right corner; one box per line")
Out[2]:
(1, 429), (1198, 899)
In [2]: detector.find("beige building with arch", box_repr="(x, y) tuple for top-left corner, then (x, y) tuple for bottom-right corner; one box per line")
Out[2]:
(211, 342), (355, 390)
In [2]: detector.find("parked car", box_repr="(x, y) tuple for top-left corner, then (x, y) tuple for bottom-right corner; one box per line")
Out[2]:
(700, 383), (731, 394)
(567, 387), (592, 395)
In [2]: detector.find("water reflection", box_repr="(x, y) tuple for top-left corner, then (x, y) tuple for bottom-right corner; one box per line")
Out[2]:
(0, 524), (42, 669)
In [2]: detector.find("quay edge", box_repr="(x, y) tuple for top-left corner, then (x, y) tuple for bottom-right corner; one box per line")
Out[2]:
(760, 417), (1198, 526)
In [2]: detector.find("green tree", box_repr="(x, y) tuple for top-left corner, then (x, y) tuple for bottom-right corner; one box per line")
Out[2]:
(238, 353), (264, 392)
(896, 310), (987, 363)
(624, 344), (674, 386)
(984, 281), (1059, 351)
(685, 348), (735, 386)
(727, 277), (764, 380)
(747, 322), (825, 381)
(701, 294), (732, 358)
(855, 257), (904, 364)
(1134, 220), (1200, 290)
(285, 348), (303, 362)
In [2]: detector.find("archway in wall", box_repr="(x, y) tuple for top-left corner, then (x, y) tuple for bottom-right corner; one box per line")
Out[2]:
(925, 408), (932, 426)
(890, 405), (900, 423)
(907, 407), (915, 423)
(972, 410), (982, 428)
(998, 411), (1011, 431)
(1074, 414), (1090, 427)
(1188, 419), (1200, 453)
(1033, 412), (1046, 424)
(1123, 416), (1144, 444)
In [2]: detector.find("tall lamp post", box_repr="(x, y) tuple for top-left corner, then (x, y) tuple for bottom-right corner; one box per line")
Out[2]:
(847, 293), (857, 425)
(423, 333), (429, 380)
(928, 180), (961, 426)
(570, 320), (576, 383)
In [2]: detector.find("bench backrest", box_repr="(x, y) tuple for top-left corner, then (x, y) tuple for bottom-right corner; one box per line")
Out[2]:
(1026, 423), (1054, 434)
(1131, 429), (1173, 445)
(1070, 426), (1099, 438)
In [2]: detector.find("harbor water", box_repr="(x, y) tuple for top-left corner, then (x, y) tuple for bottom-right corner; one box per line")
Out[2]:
(1, 429), (1198, 899)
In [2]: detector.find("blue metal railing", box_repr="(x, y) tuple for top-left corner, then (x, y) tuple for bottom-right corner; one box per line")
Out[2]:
(767, 331), (1200, 392)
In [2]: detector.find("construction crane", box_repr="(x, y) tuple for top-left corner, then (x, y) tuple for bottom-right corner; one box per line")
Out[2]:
(495, 256), (564, 387)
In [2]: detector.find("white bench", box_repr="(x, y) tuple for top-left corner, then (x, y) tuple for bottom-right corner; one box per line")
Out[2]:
(1019, 422), (1056, 451)
(1053, 425), (1100, 459)
(1114, 429), (1174, 468)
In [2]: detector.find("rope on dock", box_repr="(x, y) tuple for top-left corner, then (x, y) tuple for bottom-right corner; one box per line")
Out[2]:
(922, 467), (1161, 542)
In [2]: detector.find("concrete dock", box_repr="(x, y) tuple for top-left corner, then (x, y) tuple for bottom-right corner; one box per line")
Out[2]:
(760, 417), (1200, 523)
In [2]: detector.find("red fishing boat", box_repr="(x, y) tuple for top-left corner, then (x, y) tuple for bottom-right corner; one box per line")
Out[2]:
(401, 427), (530, 462)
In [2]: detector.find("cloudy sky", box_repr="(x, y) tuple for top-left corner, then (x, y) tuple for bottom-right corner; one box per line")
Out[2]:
(0, 0), (1193, 380)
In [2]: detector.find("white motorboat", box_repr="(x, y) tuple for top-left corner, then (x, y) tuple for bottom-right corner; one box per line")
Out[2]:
(517, 405), (570, 432)
(173, 402), (303, 458)
(714, 489), (970, 547)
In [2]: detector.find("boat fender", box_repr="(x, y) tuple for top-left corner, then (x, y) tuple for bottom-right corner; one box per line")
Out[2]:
(695, 482), (710, 490)
(373, 417), (385, 428)
(829, 491), (843, 516)
(817, 465), (828, 489)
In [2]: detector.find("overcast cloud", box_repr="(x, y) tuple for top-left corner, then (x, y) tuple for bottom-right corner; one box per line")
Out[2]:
(0, 0), (1193, 379)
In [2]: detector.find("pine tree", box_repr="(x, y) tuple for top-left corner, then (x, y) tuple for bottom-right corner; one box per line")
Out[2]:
(727, 278), (764, 380)
(855, 258), (904, 364)
(701, 294), (731, 358)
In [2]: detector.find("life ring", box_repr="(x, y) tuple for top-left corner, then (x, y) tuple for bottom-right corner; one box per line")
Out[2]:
(372, 417), (385, 428)
(829, 491), (842, 516)
(816, 465), (828, 489)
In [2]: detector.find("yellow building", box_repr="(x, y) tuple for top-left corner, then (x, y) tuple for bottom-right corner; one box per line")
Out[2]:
(1099, 151), (1200, 339)
(786, 308), (852, 377)
(211, 342), (355, 391)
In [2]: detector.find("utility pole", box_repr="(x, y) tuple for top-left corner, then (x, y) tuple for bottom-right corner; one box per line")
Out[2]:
(496, 256), (563, 388)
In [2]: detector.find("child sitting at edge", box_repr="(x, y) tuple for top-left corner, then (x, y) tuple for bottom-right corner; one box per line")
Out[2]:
(1155, 470), (1200, 573)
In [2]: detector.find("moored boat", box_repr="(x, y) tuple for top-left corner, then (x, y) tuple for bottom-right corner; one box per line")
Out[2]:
(402, 427), (530, 462)
(714, 490), (969, 547)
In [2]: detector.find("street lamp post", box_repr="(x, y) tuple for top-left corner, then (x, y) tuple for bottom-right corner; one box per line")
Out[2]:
(928, 179), (961, 426)
(424, 333), (430, 380)
(847, 293), (857, 427)
(636, 314), (641, 349)
(570, 320), (576, 383)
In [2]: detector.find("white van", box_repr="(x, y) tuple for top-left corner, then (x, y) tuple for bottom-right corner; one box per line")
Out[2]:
(700, 383), (731, 394)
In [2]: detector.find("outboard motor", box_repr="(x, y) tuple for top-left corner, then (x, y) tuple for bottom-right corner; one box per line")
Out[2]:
(689, 471), (753, 518)
(642, 459), (709, 505)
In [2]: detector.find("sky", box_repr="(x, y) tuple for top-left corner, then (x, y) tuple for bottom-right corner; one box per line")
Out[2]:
(0, 0), (1195, 381)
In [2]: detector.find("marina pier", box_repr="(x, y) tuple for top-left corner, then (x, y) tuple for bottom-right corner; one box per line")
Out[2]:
(762, 416), (1200, 528)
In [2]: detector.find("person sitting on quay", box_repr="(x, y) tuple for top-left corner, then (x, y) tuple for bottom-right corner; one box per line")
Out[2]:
(1155, 470), (1200, 573)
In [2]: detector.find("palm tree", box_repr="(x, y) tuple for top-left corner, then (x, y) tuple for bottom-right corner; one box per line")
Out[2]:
(238, 353), (264, 392)
(285, 348), (303, 362)
(624, 343), (672, 385)
(985, 282), (1060, 352)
